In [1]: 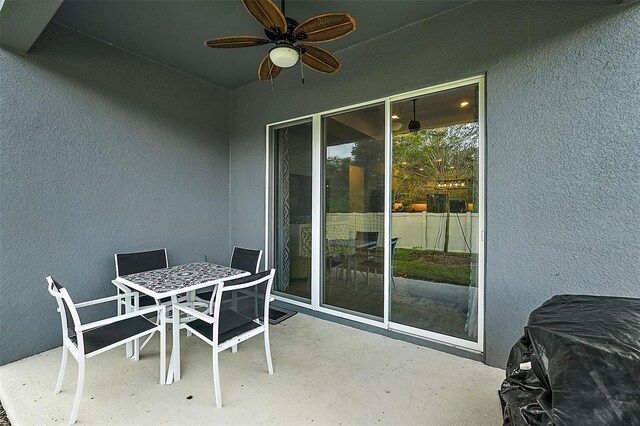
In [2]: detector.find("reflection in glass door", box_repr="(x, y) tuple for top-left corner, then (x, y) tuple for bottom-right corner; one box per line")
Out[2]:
(268, 76), (484, 350)
(322, 104), (385, 318)
(390, 84), (480, 341)
(273, 121), (313, 301)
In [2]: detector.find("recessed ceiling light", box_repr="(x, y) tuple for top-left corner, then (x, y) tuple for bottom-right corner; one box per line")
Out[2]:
(391, 114), (400, 120)
(459, 101), (470, 108)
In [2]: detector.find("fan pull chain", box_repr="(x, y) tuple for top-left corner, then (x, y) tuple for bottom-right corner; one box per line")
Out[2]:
(300, 59), (305, 84)
(268, 64), (275, 91)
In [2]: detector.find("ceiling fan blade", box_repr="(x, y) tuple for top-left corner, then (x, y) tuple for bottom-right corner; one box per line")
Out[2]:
(300, 44), (340, 74)
(258, 54), (282, 81)
(204, 36), (270, 48)
(242, 0), (287, 33)
(294, 13), (356, 43)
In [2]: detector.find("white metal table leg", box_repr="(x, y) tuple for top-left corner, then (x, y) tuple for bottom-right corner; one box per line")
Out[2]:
(159, 307), (166, 385)
(167, 298), (181, 384)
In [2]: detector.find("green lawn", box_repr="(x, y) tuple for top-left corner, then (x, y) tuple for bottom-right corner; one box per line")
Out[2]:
(393, 248), (472, 286)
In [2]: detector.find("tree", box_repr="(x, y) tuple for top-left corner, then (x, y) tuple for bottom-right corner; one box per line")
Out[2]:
(392, 123), (479, 252)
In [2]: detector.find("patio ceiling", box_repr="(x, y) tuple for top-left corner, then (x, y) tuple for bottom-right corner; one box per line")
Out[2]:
(51, 0), (467, 89)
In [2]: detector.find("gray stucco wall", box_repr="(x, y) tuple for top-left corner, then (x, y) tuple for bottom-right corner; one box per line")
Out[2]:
(228, 2), (640, 367)
(0, 24), (230, 364)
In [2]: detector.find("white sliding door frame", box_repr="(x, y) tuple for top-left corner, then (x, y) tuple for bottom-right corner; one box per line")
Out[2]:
(266, 74), (486, 353)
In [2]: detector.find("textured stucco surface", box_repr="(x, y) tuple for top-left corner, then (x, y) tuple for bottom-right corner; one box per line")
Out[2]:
(0, 23), (230, 364)
(228, 2), (640, 367)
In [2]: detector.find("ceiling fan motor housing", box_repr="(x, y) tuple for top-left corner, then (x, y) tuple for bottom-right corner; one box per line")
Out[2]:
(265, 17), (302, 43)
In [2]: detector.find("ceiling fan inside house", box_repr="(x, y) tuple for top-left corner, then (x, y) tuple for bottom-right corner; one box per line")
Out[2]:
(203, 0), (356, 81)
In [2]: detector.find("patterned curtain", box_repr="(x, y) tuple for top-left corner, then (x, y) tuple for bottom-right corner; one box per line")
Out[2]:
(275, 128), (290, 292)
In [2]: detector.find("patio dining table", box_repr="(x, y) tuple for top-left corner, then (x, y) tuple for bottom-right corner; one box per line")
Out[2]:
(113, 261), (250, 384)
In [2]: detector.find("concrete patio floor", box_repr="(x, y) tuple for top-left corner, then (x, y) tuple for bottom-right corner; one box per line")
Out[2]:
(0, 314), (504, 425)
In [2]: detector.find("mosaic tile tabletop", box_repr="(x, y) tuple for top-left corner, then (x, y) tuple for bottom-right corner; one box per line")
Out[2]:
(119, 262), (248, 294)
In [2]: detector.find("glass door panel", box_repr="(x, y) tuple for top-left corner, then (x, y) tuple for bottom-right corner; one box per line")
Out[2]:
(322, 104), (385, 318)
(273, 121), (313, 301)
(390, 84), (480, 341)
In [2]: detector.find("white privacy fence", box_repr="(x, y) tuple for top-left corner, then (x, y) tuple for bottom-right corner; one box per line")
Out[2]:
(325, 212), (479, 253)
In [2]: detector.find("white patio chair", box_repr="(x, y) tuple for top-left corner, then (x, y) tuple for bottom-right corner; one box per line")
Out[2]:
(172, 269), (275, 408)
(195, 246), (262, 311)
(111, 248), (170, 356)
(47, 276), (166, 425)
(356, 237), (400, 288)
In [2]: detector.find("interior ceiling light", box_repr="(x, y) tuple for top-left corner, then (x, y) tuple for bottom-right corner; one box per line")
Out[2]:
(408, 99), (421, 133)
(459, 101), (470, 108)
(391, 114), (400, 120)
(269, 45), (300, 68)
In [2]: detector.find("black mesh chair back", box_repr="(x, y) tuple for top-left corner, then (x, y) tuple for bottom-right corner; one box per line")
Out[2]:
(391, 237), (399, 256)
(47, 277), (80, 339)
(230, 247), (262, 273)
(115, 248), (168, 277)
(216, 270), (273, 338)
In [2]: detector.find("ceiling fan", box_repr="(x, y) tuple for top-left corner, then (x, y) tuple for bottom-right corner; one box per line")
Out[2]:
(203, 0), (356, 81)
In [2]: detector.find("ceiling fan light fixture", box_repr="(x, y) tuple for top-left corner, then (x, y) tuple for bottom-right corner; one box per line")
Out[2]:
(408, 99), (421, 133)
(269, 45), (299, 68)
(408, 120), (421, 132)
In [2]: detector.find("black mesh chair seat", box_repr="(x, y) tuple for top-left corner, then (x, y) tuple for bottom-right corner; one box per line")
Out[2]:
(187, 309), (261, 343)
(196, 290), (214, 303)
(139, 294), (170, 306)
(71, 315), (157, 354)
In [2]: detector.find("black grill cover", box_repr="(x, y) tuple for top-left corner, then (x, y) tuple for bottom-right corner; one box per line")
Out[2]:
(499, 294), (640, 426)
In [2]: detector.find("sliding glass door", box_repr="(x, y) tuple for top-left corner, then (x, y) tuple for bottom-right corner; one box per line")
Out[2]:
(322, 104), (385, 318)
(272, 120), (313, 301)
(389, 83), (481, 342)
(267, 76), (484, 350)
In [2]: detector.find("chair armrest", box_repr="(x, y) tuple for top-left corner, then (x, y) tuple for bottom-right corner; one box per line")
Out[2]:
(112, 280), (133, 293)
(173, 303), (216, 324)
(75, 293), (134, 308)
(76, 305), (165, 332)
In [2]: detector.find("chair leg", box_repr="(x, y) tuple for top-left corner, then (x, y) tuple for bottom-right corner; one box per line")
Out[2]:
(231, 344), (238, 353)
(133, 336), (140, 361)
(69, 357), (85, 425)
(159, 319), (166, 385)
(55, 344), (68, 394)
(212, 348), (222, 408)
(139, 332), (155, 352)
(264, 328), (274, 375)
(122, 296), (133, 358)
(132, 295), (140, 359)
